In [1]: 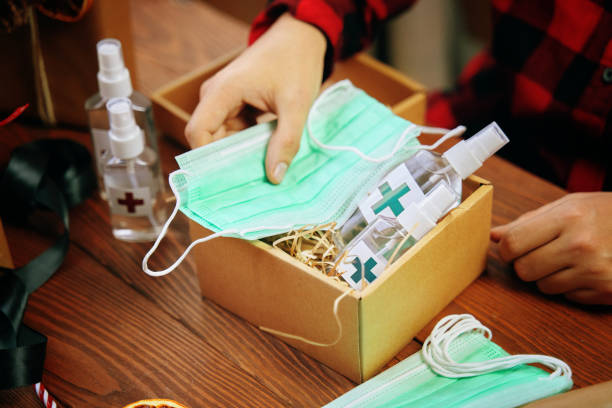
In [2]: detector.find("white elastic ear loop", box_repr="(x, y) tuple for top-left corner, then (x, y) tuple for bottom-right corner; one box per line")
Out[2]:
(142, 170), (300, 277)
(142, 170), (236, 277)
(260, 287), (353, 347)
(306, 83), (466, 163)
(421, 314), (572, 379)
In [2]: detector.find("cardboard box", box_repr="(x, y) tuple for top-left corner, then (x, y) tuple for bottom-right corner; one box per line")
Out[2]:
(153, 52), (492, 381)
(152, 51), (426, 146)
(0, 0), (135, 127)
(189, 177), (491, 382)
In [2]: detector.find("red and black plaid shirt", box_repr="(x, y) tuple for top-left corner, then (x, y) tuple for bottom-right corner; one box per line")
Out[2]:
(250, 0), (612, 191)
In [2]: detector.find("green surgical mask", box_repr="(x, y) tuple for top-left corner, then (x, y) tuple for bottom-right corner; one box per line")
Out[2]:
(325, 314), (573, 408)
(143, 80), (464, 277)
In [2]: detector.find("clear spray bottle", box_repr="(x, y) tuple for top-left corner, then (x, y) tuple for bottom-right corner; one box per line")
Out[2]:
(104, 98), (166, 242)
(337, 182), (457, 290)
(85, 38), (159, 199)
(339, 122), (509, 244)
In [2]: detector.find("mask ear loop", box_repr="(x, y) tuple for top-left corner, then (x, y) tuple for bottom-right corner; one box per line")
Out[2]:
(259, 287), (353, 347)
(421, 314), (573, 379)
(142, 170), (301, 277)
(307, 82), (467, 163)
(142, 170), (236, 277)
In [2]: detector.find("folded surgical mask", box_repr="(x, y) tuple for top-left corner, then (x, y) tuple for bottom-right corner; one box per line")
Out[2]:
(143, 80), (465, 277)
(325, 314), (572, 408)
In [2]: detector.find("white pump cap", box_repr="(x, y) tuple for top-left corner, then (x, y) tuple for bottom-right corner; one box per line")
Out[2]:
(397, 183), (456, 240)
(442, 122), (509, 179)
(97, 38), (133, 99)
(107, 98), (144, 159)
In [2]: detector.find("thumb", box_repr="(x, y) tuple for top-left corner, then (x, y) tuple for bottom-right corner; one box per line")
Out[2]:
(490, 224), (509, 242)
(265, 103), (309, 184)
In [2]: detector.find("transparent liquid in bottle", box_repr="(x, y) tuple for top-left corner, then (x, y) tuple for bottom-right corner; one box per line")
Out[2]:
(337, 216), (418, 290)
(359, 216), (415, 262)
(104, 147), (166, 242)
(338, 150), (461, 248)
(86, 91), (159, 199)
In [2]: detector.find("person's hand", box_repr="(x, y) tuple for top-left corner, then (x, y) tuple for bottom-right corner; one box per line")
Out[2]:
(491, 192), (612, 305)
(185, 13), (327, 184)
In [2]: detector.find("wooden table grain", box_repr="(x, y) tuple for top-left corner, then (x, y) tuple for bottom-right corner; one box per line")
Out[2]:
(1, 0), (610, 407)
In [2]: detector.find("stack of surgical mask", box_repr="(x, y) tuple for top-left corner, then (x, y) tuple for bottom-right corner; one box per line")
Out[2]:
(325, 314), (572, 408)
(335, 122), (509, 290)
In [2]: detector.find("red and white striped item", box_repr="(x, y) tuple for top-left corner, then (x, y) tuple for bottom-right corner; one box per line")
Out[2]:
(33, 382), (58, 408)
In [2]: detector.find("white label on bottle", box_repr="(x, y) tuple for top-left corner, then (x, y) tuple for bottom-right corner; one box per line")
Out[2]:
(108, 186), (152, 217)
(358, 164), (425, 223)
(91, 128), (111, 176)
(339, 241), (386, 291)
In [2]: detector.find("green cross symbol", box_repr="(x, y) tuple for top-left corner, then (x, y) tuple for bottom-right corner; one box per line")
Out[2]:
(373, 182), (410, 216)
(350, 257), (378, 284)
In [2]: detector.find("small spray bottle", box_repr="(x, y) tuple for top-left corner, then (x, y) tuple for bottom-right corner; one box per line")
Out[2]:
(339, 122), (509, 244)
(85, 38), (159, 198)
(337, 182), (456, 290)
(104, 98), (165, 242)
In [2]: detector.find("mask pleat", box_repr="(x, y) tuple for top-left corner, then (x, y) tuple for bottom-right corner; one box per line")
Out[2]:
(184, 98), (419, 235)
(219, 120), (417, 232)
(181, 94), (373, 216)
(174, 80), (424, 241)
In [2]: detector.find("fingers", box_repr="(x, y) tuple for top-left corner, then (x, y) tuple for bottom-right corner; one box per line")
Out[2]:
(185, 82), (242, 148)
(565, 289), (612, 305)
(530, 260), (612, 303)
(491, 196), (570, 241)
(535, 268), (580, 294)
(495, 209), (564, 262)
(513, 237), (573, 281)
(264, 98), (310, 184)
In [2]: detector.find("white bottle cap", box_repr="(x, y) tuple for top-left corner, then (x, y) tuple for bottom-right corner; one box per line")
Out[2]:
(419, 182), (456, 222)
(107, 98), (144, 159)
(397, 183), (455, 240)
(442, 122), (509, 179)
(97, 38), (133, 99)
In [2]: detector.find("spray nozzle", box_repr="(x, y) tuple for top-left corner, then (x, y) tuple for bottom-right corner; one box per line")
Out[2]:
(97, 39), (124, 77)
(467, 122), (509, 162)
(418, 182), (456, 222)
(108, 98), (134, 130)
(442, 122), (509, 179)
(96, 38), (133, 99)
(107, 98), (143, 159)
(396, 182), (455, 240)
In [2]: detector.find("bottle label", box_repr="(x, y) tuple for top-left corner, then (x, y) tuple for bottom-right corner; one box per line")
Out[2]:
(339, 240), (386, 290)
(108, 186), (152, 217)
(91, 128), (111, 176)
(358, 164), (425, 224)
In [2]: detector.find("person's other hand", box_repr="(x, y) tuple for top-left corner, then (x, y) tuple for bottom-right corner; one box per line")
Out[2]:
(185, 13), (327, 184)
(491, 192), (612, 305)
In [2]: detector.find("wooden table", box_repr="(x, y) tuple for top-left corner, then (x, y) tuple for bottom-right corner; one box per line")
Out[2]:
(1, 1), (610, 406)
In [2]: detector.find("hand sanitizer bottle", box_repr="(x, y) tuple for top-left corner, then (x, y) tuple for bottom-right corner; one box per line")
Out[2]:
(85, 38), (159, 199)
(104, 98), (165, 242)
(339, 122), (508, 245)
(337, 182), (456, 290)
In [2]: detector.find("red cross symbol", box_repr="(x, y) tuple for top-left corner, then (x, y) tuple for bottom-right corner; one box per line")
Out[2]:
(117, 192), (144, 213)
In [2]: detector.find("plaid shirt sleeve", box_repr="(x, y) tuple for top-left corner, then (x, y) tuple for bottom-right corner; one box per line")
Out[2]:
(249, 0), (416, 79)
(250, 0), (612, 192)
(428, 0), (612, 191)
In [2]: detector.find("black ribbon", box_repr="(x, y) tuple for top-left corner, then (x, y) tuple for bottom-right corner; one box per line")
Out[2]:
(0, 138), (95, 390)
